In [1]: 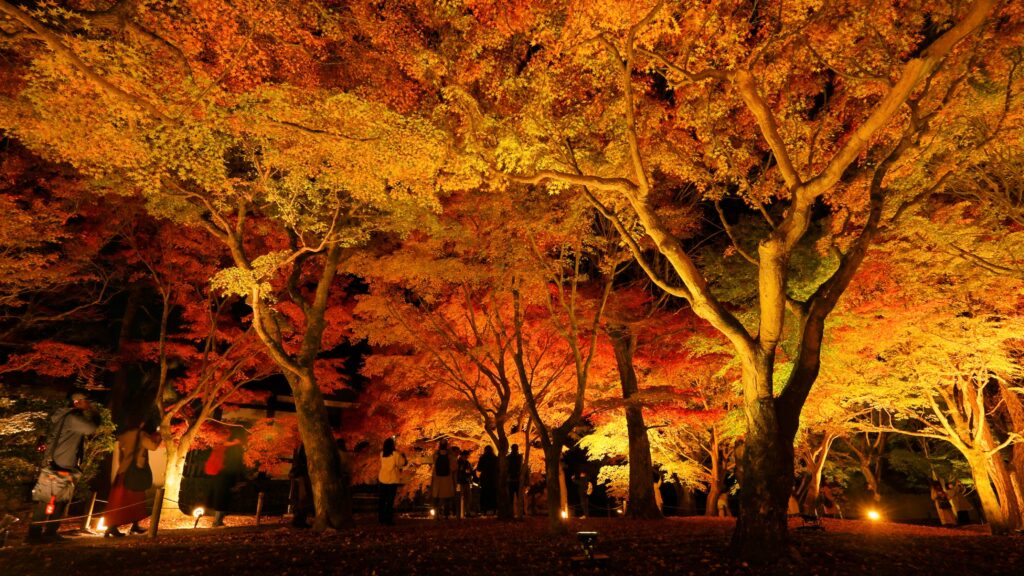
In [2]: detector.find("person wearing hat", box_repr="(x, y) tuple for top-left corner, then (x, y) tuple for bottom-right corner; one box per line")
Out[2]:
(27, 392), (100, 544)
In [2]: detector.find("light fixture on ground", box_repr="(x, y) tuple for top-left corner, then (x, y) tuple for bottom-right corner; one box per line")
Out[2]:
(192, 507), (205, 528)
(867, 509), (882, 521)
(571, 531), (608, 568)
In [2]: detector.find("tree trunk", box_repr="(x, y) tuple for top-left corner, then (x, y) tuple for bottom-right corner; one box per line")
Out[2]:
(998, 382), (1024, 529)
(859, 461), (882, 503)
(730, 359), (792, 562)
(287, 369), (351, 530)
(608, 324), (661, 519)
(705, 432), (727, 517)
(968, 454), (1011, 535)
(517, 423), (532, 518)
(987, 448), (1022, 531)
(800, 435), (833, 513)
(543, 445), (567, 534)
(496, 439), (513, 520)
(161, 442), (188, 517)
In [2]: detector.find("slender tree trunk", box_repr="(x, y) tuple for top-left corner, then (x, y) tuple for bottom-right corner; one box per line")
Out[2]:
(161, 443), (188, 517)
(516, 422), (532, 518)
(496, 438), (512, 520)
(800, 435), (834, 513)
(706, 432), (726, 517)
(608, 324), (661, 519)
(860, 461), (882, 503)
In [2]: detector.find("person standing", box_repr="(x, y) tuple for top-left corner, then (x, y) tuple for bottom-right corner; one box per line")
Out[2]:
(289, 442), (312, 528)
(947, 480), (973, 525)
(28, 393), (100, 544)
(930, 480), (956, 526)
(716, 492), (731, 518)
(103, 422), (161, 537)
(507, 444), (523, 518)
(476, 445), (498, 516)
(456, 449), (475, 518)
(377, 437), (407, 525)
(207, 427), (245, 527)
(573, 470), (591, 518)
(430, 439), (457, 519)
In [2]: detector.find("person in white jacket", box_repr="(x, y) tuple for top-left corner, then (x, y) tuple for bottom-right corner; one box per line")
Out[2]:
(378, 437), (407, 525)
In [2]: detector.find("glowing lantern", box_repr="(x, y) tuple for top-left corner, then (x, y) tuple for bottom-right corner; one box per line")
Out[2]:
(45, 496), (56, 516)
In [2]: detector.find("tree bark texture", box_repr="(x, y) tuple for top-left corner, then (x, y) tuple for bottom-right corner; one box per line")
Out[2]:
(608, 324), (662, 519)
(286, 369), (351, 530)
(543, 445), (568, 534)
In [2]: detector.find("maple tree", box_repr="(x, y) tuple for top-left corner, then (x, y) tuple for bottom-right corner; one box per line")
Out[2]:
(410, 0), (1013, 557)
(2, 2), (1024, 565)
(0, 0), (476, 530)
(116, 217), (280, 516)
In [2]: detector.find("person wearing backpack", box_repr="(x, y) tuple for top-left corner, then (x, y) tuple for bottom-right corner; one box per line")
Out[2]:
(28, 392), (100, 544)
(430, 438), (457, 520)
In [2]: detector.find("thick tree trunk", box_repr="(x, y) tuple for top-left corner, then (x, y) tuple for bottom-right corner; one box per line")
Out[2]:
(968, 454), (1011, 535)
(109, 286), (141, 428)
(999, 382), (1024, 529)
(987, 449), (1022, 531)
(608, 325), (661, 519)
(730, 359), (792, 562)
(543, 445), (567, 534)
(286, 369), (351, 530)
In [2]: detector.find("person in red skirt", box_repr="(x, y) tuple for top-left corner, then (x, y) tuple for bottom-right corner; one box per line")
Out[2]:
(104, 423), (162, 537)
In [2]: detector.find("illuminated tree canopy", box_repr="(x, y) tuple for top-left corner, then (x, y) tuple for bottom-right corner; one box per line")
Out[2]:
(1, 0), (1023, 565)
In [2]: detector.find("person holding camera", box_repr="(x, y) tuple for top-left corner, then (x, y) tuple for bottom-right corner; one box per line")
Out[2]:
(28, 393), (100, 544)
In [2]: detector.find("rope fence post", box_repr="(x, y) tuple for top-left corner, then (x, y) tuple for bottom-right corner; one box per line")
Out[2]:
(256, 492), (265, 527)
(148, 488), (164, 539)
(83, 492), (97, 531)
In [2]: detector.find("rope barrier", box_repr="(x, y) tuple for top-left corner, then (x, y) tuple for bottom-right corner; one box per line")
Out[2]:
(29, 494), (184, 526)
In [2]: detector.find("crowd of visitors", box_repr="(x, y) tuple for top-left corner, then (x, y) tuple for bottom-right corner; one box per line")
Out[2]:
(377, 437), (536, 524)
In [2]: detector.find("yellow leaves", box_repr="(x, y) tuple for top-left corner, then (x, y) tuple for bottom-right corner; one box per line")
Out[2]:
(210, 251), (288, 299)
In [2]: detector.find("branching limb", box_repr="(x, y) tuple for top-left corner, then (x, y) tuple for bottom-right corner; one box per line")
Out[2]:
(714, 200), (758, 266)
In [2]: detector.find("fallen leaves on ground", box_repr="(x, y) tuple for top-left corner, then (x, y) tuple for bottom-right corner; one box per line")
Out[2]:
(1, 516), (1021, 575)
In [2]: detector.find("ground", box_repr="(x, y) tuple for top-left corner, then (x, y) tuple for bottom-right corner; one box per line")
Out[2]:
(1, 515), (1022, 575)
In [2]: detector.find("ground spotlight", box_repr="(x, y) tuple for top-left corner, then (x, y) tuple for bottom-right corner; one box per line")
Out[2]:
(867, 509), (882, 521)
(571, 531), (608, 567)
(193, 507), (205, 528)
